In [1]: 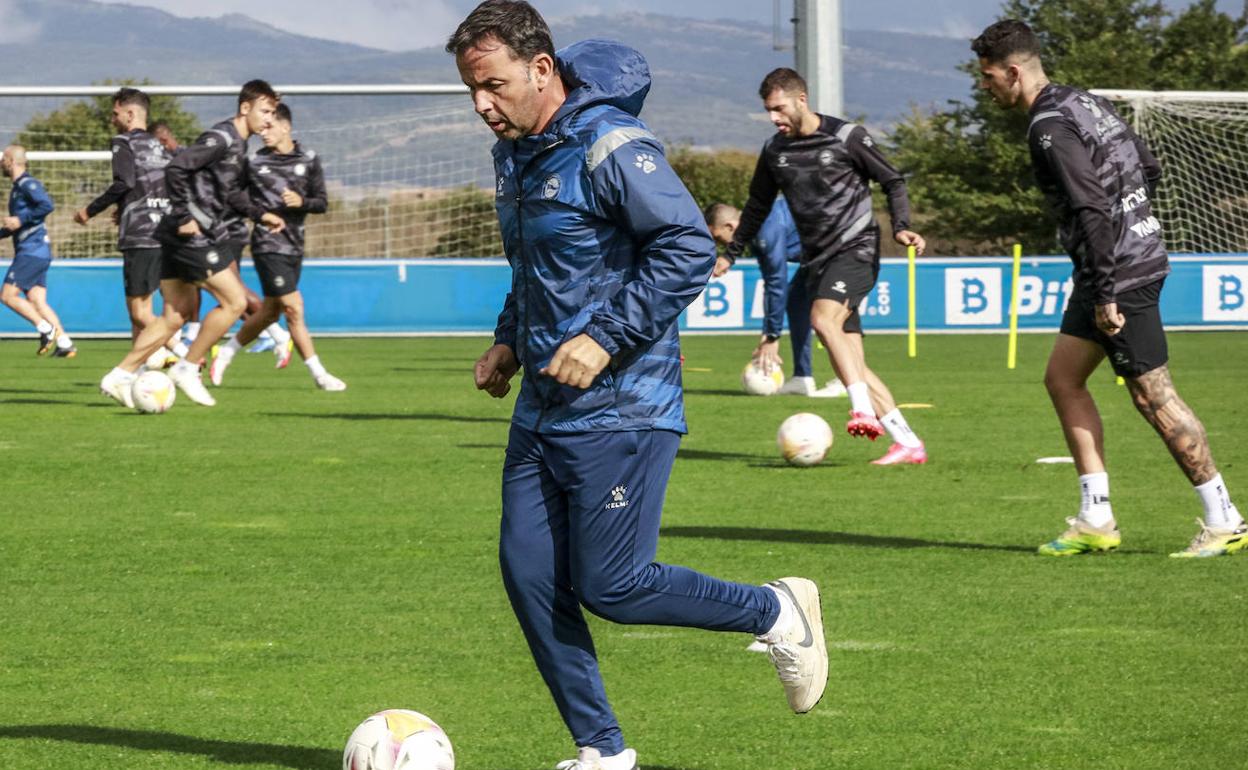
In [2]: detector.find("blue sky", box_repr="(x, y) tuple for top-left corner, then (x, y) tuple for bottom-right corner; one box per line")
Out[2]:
(84, 0), (1245, 52)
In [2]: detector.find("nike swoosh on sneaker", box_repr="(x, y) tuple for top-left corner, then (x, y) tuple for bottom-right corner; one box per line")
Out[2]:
(768, 580), (814, 648)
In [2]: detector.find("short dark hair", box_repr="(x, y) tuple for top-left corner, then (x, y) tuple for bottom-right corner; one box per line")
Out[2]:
(274, 103), (292, 125)
(759, 68), (807, 100)
(150, 120), (170, 134)
(445, 0), (555, 62)
(703, 202), (739, 227)
(971, 20), (1042, 65)
(238, 79), (279, 109)
(113, 87), (150, 112)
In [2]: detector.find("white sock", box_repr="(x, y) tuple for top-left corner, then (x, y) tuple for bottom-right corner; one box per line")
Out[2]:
(1078, 472), (1114, 528)
(305, 355), (327, 379)
(171, 341), (189, 358)
(110, 366), (135, 381)
(56, 334), (73, 348)
(185, 322), (201, 341)
(220, 337), (243, 358)
(846, 381), (874, 416)
(36, 320), (52, 334)
(880, 409), (921, 448)
(172, 359), (197, 375)
(757, 584), (796, 644)
(1195, 474), (1243, 529)
(266, 322), (290, 345)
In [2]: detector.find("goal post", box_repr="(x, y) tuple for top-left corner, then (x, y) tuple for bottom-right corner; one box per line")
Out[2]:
(1093, 89), (1248, 254)
(1, 84), (507, 260)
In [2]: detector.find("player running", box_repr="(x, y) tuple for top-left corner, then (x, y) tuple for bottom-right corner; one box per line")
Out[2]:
(705, 198), (846, 397)
(209, 102), (345, 391)
(73, 87), (184, 361)
(974, 20), (1244, 558)
(99, 80), (280, 408)
(726, 67), (927, 465)
(1, 145), (76, 357)
(449, 3), (828, 768)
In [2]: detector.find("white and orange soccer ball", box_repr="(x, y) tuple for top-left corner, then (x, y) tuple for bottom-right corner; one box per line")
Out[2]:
(777, 412), (834, 466)
(130, 370), (176, 414)
(741, 360), (784, 396)
(343, 709), (454, 770)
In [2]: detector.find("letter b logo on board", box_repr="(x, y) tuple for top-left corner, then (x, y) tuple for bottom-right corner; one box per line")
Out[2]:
(686, 271), (744, 328)
(945, 268), (1002, 325)
(1203, 266), (1248, 321)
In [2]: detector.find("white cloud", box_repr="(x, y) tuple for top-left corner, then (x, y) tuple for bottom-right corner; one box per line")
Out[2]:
(0, 0), (42, 44)
(93, 0), (461, 51)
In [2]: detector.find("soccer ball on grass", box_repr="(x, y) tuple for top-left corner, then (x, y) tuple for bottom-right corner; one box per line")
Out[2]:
(741, 360), (784, 396)
(776, 412), (834, 466)
(131, 370), (176, 414)
(343, 709), (455, 770)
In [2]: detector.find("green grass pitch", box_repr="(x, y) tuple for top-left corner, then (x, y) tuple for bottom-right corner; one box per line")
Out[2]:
(1, 331), (1245, 769)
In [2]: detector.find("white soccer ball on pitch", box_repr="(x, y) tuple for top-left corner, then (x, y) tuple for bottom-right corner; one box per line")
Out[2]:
(741, 360), (785, 396)
(776, 412), (834, 467)
(130, 370), (176, 414)
(343, 709), (455, 770)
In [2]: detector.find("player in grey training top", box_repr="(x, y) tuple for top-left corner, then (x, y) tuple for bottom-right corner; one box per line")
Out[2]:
(99, 79), (280, 409)
(975, 19), (1244, 558)
(74, 87), (180, 351)
(727, 67), (929, 465)
(209, 102), (345, 391)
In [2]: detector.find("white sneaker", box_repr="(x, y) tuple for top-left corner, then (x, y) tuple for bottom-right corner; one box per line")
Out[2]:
(315, 373), (347, 392)
(209, 352), (233, 387)
(274, 339), (293, 369)
(169, 363), (216, 406)
(811, 379), (848, 398)
(777, 375), (816, 395)
(760, 577), (828, 714)
(144, 346), (174, 370)
(554, 747), (638, 770)
(100, 370), (136, 409)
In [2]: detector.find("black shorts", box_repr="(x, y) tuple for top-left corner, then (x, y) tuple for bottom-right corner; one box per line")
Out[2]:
(253, 252), (302, 297)
(1060, 279), (1168, 378)
(160, 240), (242, 284)
(805, 240), (878, 334)
(122, 248), (162, 297)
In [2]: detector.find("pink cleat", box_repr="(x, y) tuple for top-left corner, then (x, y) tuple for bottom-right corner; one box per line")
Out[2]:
(871, 441), (927, 465)
(846, 410), (885, 440)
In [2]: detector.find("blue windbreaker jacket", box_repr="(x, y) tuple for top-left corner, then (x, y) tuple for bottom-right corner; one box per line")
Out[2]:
(752, 198), (803, 338)
(491, 40), (715, 434)
(1, 173), (54, 259)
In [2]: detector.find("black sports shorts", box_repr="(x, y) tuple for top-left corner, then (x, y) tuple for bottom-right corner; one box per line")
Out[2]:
(1060, 278), (1168, 378)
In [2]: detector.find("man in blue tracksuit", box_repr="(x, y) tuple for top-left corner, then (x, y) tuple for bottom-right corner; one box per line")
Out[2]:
(705, 197), (846, 397)
(0, 145), (76, 356)
(447, 3), (828, 768)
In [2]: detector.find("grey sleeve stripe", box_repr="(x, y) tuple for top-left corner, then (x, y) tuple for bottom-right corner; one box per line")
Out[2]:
(587, 127), (657, 172)
(210, 128), (233, 145)
(1029, 110), (1065, 134)
(835, 123), (859, 143)
(838, 211), (875, 244)
(187, 201), (214, 230)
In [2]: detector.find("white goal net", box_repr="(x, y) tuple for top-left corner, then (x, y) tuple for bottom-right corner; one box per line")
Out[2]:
(1095, 89), (1248, 254)
(0, 86), (502, 259)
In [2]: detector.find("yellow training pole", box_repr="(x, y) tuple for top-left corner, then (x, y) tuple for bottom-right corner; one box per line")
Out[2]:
(907, 245), (917, 358)
(1007, 243), (1022, 369)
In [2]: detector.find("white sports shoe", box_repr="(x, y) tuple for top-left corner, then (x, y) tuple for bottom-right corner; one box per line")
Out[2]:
(777, 375), (817, 395)
(760, 577), (828, 714)
(99, 370), (136, 409)
(209, 352), (234, 387)
(554, 747), (638, 770)
(811, 379), (848, 398)
(169, 362), (216, 406)
(315, 373), (347, 391)
(144, 346), (175, 371)
(274, 339), (293, 369)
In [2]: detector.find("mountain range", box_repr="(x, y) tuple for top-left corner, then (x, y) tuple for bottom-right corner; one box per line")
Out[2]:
(0, 0), (975, 149)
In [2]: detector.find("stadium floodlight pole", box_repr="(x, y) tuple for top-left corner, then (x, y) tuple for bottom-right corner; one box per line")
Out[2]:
(1007, 243), (1023, 369)
(793, 0), (844, 117)
(907, 245), (917, 358)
